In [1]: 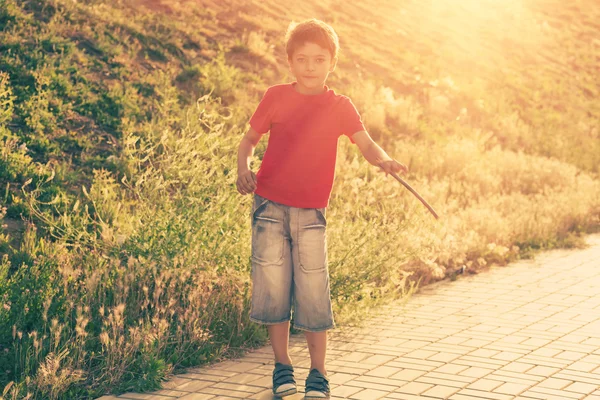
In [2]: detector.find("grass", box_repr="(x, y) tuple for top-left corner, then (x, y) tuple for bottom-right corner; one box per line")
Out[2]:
(0, 0), (599, 398)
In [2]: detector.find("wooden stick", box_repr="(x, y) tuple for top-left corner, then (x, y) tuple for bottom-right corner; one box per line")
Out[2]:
(389, 171), (439, 220)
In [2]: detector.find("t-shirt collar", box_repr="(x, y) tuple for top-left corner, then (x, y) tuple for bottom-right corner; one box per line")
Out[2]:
(290, 82), (332, 99)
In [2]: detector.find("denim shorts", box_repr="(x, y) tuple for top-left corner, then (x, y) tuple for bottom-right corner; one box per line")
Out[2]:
(249, 193), (335, 332)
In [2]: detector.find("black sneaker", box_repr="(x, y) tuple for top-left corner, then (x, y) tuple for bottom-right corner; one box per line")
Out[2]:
(304, 368), (330, 399)
(272, 362), (297, 397)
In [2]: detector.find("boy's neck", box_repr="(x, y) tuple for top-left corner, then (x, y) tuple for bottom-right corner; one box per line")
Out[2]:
(293, 81), (327, 95)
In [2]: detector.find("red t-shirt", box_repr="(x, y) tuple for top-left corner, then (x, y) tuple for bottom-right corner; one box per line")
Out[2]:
(249, 82), (366, 208)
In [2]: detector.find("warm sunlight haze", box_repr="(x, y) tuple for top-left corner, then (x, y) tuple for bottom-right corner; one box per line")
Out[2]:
(0, 0), (598, 398)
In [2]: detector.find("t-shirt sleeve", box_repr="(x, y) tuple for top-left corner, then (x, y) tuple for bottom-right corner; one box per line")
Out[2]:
(249, 87), (275, 134)
(340, 97), (366, 144)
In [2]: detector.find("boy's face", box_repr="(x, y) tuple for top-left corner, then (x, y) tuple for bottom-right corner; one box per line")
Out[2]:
(288, 42), (337, 94)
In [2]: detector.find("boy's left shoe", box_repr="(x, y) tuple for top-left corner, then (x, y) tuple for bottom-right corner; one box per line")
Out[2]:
(304, 368), (330, 399)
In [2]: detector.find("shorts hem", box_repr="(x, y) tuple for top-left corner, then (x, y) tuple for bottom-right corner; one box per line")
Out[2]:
(250, 316), (291, 325)
(292, 323), (335, 332)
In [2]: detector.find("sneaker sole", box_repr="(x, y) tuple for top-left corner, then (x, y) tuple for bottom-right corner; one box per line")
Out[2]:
(304, 393), (330, 399)
(274, 387), (297, 398)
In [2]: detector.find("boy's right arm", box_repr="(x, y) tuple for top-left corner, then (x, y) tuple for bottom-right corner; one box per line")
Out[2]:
(236, 127), (263, 195)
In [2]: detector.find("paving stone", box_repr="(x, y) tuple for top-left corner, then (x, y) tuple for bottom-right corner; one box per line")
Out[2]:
(488, 371), (542, 385)
(537, 377), (574, 390)
(500, 362), (536, 373)
(523, 386), (583, 399)
(354, 375), (401, 386)
(395, 381), (434, 395)
(428, 352), (462, 363)
(345, 376), (400, 392)
(361, 354), (397, 365)
(467, 378), (504, 391)
(151, 389), (188, 397)
(526, 365), (561, 377)
(556, 350), (588, 361)
(364, 365), (402, 378)
(349, 388), (390, 399)
(247, 389), (275, 399)
(389, 368), (426, 381)
(338, 352), (373, 362)
(210, 382), (264, 394)
(329, 372), (357, 385)
(162, 379), (213, 392)
(566, 361), (599, 373)
(493, 382), (530, 395)
(388, 357), (443, 371)
(468, 348), (500, 358)
(222, 373), (265, 385)
(404, 349), (439, 360)
(384, 393), (424, 400)
(492, 351), (525, 361)
(433, 364), (470, 375)
(519, 355), (572, 368)
(453, 388), (514, 400)
(331, 385), (363, 398)
(555, 371), (600, 386)
(564, 381), (599, 395)
(421, 385), (460, 399)
(178, 395), (216, 400)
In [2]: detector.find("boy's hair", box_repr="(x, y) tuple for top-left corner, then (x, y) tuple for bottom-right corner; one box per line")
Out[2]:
(285, 18), (339, 60)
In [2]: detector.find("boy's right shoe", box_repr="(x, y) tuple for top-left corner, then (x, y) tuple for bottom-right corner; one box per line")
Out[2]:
(272, 362), (297, 397)
(304, 368), (330, 399)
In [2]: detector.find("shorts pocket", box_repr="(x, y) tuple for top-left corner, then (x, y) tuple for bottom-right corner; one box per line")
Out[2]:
(251, 193), (269, 218)
(316, 207), (327, 223)
(251, 196), (285, 265)
(298, 208), (327, 273)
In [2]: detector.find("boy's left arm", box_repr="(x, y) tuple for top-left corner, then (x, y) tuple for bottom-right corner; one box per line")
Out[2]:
(351, 130), (408, 175)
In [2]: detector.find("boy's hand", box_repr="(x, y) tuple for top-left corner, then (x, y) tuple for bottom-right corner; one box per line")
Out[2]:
(377, 159), (408, 176)
(236, 168), (257, 195)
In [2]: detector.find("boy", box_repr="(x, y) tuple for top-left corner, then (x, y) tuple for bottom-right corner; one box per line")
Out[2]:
(236, 19), (407, 399)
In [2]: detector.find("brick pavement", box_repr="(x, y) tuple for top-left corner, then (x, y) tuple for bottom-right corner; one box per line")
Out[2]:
(100, 233), (600, 400)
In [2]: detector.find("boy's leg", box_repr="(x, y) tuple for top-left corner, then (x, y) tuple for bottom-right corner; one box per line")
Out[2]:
(305, 330), (328, 375)
(249, 194), (294, 366)
(268, 321), (293, 365)
(290, 206), (334, 378)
